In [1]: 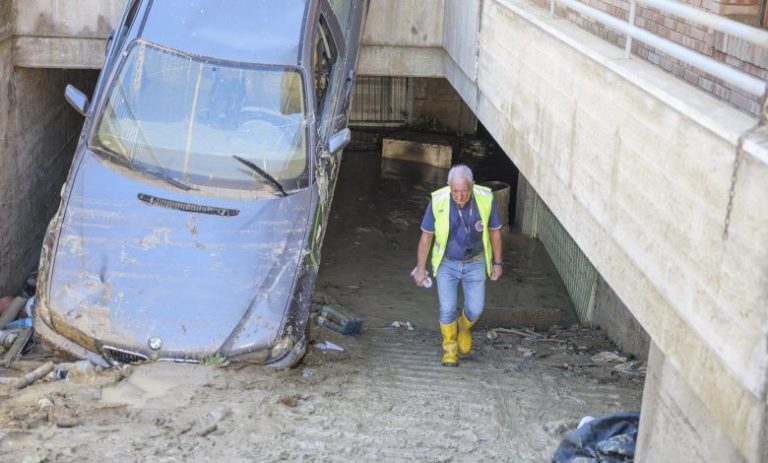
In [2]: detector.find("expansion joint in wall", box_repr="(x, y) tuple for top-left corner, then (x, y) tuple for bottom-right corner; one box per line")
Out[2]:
(723, 93), (768, 239)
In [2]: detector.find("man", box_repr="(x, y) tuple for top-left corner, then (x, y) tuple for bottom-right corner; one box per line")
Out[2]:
(412, 164), (503, 366)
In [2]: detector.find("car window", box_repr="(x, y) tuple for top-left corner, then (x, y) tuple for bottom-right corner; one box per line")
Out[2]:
(313, 16), (343, 132)
(328, 0), (352, 39)
(92, 41), (309, 192)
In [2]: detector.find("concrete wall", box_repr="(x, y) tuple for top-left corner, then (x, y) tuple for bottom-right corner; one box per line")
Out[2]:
(636, 342), (747, 462)
(0, 2), (98, 296)
(412, 78), (477, 133)
(0, 0), (18, 295)
(593, 276), (650, 360)
(442, 1), (767, 460)
(13, 0), (122, 68)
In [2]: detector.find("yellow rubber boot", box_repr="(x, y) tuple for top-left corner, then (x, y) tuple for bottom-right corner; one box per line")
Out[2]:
(439, 322), (459, 367)
(458, 312), (475, 355)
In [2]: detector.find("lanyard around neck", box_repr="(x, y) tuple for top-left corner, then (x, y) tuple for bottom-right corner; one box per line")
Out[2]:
(456, 199), (474, 234)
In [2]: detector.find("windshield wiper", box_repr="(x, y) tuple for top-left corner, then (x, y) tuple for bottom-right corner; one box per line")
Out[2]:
(143, 169), (198, 192)
(232, 155), (288, 197)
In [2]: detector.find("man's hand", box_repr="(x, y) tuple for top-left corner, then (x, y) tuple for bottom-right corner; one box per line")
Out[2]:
(411, 266), (428, 286)
(415, 231), (434, 287)
(490, 264), (503, 281)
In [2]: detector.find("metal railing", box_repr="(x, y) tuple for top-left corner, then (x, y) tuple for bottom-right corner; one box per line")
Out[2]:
(506, 0), (768, 97)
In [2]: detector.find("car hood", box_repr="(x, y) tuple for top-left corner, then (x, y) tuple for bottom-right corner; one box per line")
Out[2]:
(46, 152), (312, 358)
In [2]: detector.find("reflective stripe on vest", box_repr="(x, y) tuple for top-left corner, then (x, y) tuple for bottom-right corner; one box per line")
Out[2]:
(431, 184), (494, 276)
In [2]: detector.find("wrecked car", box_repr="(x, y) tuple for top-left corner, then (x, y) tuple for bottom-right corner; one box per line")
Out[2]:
(33, 0), (369, 367)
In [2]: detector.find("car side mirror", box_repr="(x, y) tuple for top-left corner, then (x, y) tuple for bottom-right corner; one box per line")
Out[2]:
(326, 128), (351, 156)
(65, 85), (89, 116)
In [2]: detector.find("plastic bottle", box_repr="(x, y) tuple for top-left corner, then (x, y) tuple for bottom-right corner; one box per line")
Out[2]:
(410, 268), (432, 288)
(315, 305), (363, 335)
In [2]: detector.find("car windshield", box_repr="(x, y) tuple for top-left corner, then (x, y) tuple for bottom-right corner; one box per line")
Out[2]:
(92, 41), (308, 192)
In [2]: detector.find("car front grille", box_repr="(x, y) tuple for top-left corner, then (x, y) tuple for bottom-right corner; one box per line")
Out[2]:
(101, 345), (149, 365)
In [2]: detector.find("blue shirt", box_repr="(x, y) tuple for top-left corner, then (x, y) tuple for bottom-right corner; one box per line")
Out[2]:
(421, 196), (502, 261)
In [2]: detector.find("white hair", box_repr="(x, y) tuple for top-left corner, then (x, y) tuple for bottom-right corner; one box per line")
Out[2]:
(447, 164), (474, 185)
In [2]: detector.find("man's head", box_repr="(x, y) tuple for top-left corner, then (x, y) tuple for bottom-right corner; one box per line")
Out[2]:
(447, 164), (474, 207)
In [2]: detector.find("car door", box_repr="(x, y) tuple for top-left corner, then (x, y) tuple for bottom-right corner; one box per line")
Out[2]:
(312, 5), (347, 210)
(314, 3), (347, 146)
(328, 0), (367, 129)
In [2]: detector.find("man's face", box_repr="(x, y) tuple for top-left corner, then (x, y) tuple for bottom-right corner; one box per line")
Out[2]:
(450, 177), (473, 207)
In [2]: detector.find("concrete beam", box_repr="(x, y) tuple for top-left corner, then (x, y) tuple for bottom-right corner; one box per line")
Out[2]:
(358, 45), (444, 77)
(13, 0), (122, 69)
(14, 37), (106, 69)
(363, 0), (445, 47)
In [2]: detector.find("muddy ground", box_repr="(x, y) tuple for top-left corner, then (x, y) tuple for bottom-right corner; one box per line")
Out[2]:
(0, 139), (644, 462)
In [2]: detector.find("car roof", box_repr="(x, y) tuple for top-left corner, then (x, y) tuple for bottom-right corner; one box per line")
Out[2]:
(139, 0), (309, 66)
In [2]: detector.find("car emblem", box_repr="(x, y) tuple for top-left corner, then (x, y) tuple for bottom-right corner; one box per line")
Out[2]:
(148, 337), (163, 351)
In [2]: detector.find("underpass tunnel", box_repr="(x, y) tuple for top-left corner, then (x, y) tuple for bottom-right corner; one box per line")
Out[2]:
(316, 75), (651, 360)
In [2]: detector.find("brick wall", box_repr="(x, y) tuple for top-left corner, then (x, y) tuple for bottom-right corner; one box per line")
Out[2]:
(531, 0), (767, 115)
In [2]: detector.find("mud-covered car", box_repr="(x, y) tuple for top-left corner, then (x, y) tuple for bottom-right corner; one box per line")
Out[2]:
(34, 0), (369, 367)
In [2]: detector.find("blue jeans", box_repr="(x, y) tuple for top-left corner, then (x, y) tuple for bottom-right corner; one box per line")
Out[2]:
(436, 257), (486, 325)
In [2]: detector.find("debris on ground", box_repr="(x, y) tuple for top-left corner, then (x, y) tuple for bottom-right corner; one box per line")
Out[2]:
(66, 360), (98, 385)
(591, 351), (628, 364)
(12, 361), (54, 389)
(0, 296), (27, 329)
(0, 295), (15, 314)
(463, 138), (491, 158)
(4, 317), (32, 329)
(551, 412), (640, 462)
(315, 305), (363, 335)
(51, 362), (75, 380)
(2, 327), (33, 367)
(391, 321), (415, 331)
(313, 341), (344, 352)
(201, 354), (231, 367)
(197, 423), (218, 437)
(516, 347), (535, 357)
(278, 394), (304, 408)
(613, 361), (646, 375)
(543, 418), (580, 437)
(0, 330), (19, 347)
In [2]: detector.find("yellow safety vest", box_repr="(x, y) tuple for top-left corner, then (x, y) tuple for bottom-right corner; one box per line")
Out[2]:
(431, 184), (494, 276)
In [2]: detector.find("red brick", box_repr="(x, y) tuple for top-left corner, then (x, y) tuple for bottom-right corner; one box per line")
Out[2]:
(713, 83), (731, 99)
(729, 91), (760, 114)
(683, 69), (700, 84)
(675, 21), (691, 35)
(687, 27), (707, 42)
(699, 77), (715, 91)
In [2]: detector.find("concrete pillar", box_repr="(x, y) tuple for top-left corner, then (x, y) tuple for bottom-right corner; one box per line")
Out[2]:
(0, 1), (21, 296)
(514, 172), (537, 237)
(636, 342), (751, 462)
